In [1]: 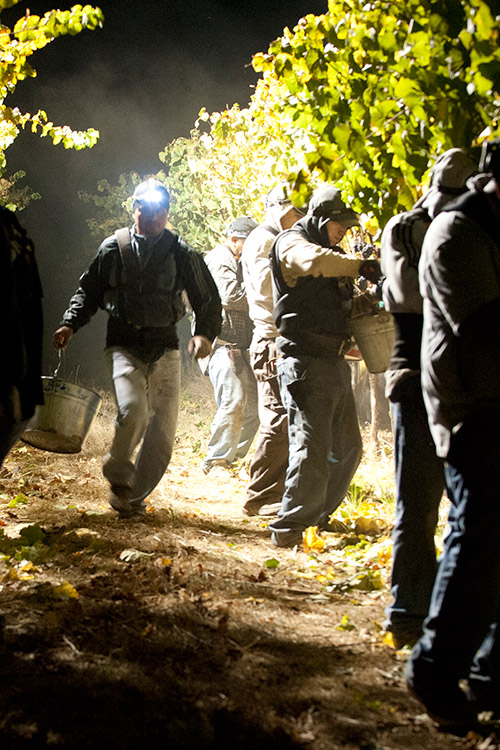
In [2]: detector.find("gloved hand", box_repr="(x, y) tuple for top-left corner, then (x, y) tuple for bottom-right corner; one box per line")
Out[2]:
(358, 259), (383, 285)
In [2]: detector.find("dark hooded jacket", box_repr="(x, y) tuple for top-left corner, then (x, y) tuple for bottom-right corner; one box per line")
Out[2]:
(270, 214), (354, 358)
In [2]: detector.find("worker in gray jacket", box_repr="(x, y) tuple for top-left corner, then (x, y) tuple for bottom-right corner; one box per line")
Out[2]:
(202, 217), (259, 474)
(241, 184), (305, 516)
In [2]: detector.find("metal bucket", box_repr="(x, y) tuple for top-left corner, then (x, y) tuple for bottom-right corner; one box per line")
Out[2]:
(21, 377), (102, 454)
(350, 309), (395, 374)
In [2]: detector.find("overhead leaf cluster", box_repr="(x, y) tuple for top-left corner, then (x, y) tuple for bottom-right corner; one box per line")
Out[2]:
(251, 0), (500, 228)
(157, 104), (306, 251)
(82, 1), (500, 246)
(0, 1), (104, 178)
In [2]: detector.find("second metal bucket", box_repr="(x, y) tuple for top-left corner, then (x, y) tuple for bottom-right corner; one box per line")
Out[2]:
(350, 308), (395, 374)
(22, 376), (102, 454)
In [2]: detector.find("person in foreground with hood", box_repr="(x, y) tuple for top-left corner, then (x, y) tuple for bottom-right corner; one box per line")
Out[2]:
(406, 139), (500, 732)
(240, 184), (306, 517)
(0, 207), (43, 466)
(381, 148), (478, 650)
(268, 184), (382, 548)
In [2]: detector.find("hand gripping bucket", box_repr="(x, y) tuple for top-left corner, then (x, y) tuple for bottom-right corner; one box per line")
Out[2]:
(350, 305), (395, 374)
(22, 362), (102, 454)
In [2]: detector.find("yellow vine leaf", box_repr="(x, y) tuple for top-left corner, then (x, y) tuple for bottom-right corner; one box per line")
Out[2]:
(303, 526), (325, 551)
(52, 581), (79, 600)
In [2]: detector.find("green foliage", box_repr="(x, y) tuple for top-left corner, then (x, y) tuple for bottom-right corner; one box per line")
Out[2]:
(0, 2), (104, 176)
(82, 1), (500, 245)
(250, 0), (500, 230)
(0, 169), (40, 209)
(79, 172), (140, 245)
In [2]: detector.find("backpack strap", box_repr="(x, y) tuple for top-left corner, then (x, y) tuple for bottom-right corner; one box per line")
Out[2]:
(115, 227), (139, 283)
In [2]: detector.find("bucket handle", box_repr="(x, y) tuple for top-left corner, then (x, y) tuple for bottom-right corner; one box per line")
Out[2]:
(53, 349), (64, 379)
(51, 350), (83, 384)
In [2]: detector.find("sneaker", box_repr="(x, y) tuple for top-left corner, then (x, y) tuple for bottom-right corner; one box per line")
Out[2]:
(129, 502), (147, 517)
(201, 459), (232, 475)
(271, 530), (304, 548)
(243, 500), (282, 517)
(467, 679), (500, 718)
(109, 485), (132, 514)
(109, 485), (145, 518)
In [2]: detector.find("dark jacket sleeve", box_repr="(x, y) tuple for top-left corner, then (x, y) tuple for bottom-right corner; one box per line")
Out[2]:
(177, 241), (222, 341)
(60, 243), (110, 332)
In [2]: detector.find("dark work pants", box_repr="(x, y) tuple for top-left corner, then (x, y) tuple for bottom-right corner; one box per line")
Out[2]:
(270, 352), (362, 542)
(409, 412), (500, 696)
(385, 378), (445, 642)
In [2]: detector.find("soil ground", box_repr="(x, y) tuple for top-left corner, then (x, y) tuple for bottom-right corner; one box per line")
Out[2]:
(0, 377), (497, 749)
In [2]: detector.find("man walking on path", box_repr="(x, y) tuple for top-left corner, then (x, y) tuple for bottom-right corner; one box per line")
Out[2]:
(407, 140), (500, 732)
(53, 178), (222, 517)
(202, 217), (259, 475)
(241, 185), (305, 516)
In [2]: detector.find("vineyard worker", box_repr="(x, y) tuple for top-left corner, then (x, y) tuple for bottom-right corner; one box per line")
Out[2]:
(0, 207), (43, 466)
(381, 148), (478, 650)
(241, 184), (306, 516)
(201, 217), (259, 474)
(407, 140), (500, 731)
(269, 185), (382, 548)
(53, 179), (222, 517)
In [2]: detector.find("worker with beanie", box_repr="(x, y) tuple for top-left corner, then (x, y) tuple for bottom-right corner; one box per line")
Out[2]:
(241, 184), (306, 517)
(202, 216), (260, 474)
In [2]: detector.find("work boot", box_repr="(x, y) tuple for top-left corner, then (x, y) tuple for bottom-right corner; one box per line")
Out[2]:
(271, 529), (304, 548)
(243, 500), (281, 517)
(406, 655), (478, 734)
(109, 485), (133, 516)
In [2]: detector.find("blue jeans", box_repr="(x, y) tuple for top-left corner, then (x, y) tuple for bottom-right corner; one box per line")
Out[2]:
(203, 346), (259, 470)
(385, 378), (445, 643)
(269, 352), (362, 542)
(409, 411), (500, 697)
(103, 347), (181, 506)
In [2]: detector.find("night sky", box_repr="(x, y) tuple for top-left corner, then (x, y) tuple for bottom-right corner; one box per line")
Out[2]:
(5, 0), (327, 385)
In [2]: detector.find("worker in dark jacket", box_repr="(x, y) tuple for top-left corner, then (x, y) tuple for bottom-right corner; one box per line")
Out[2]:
(407, 140), (500, 732)
(53, 179), (222, 517)
(381, 149), (477, 649)
(0, 206), (43, 465)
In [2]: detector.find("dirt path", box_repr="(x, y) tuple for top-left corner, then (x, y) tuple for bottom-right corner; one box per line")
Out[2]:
(0, 397), (496, 749)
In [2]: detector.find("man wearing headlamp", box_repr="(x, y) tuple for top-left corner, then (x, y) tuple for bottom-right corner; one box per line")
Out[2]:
(53, 178), (222, 517)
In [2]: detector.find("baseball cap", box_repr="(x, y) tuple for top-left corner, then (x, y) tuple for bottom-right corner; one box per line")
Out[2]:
(308, 185), (360, 228)
(225, 216), (259, 238)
